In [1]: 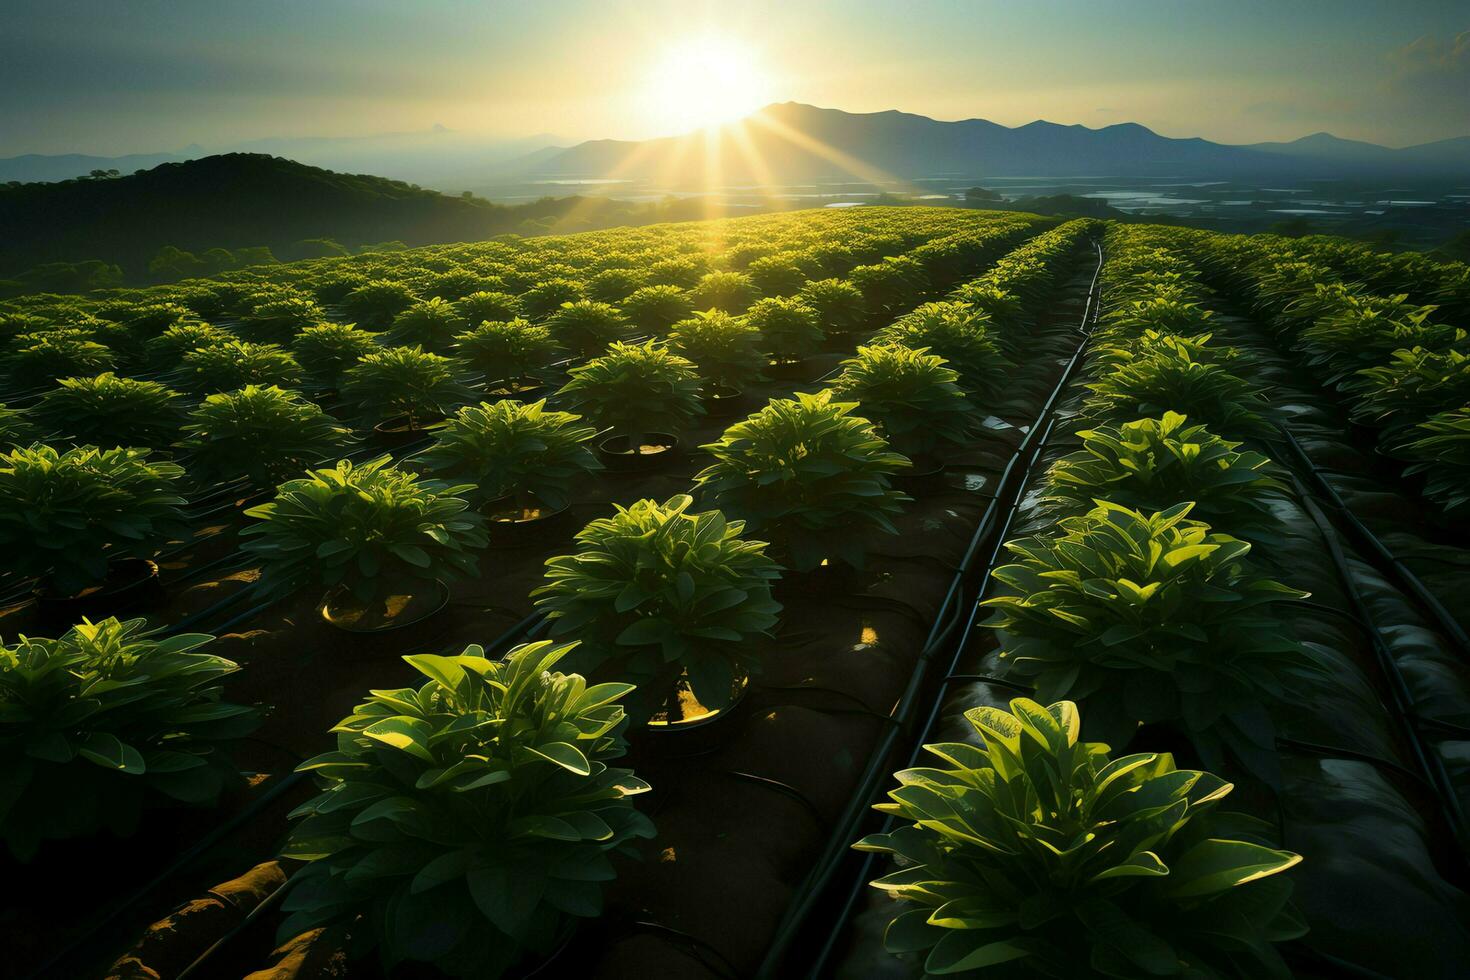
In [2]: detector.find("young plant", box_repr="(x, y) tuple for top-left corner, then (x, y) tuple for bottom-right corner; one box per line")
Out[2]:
(1399, 406), (1470, 514)
(0, 445), (188, 595)
(828, 345), (977, 460)
(544, 300), (629, 356)
(32, 373), (183, 449)
(420, 399), (602, 508)
(587, 267), (647, 303)
(5, 333), (116, 384)
(520, 279), (587, 321)
(1043, 412), (1286, 531)
(689, 271), (759, 313)
(745, 296), (823, 363)
(144, 321), (235, 368)
(290, 322), (381, 385)
(342, 279), (418, 327)
(695, 391), (910, 570)
(747, 255), (808, 297)
(178, 341), (304, 394)
(339, 345), (474, 429)
(533, 494), (781, 719)
(666, 310), (766, 389)
(278, 640), (653, 977)
(389, 297), (466, 352)
(876, 302), (1011, 397)
(983, 501), (1315, 780)
(0, 618), (255, 861)
(0, 404), (36, 447)
(241, 455), (487, 606)
(1346, 347), (1470, 446)
(798, 278), (868, 336)
(179, 385), (355, 488)
(848, 256), (929, 314)
(557, 341), (703, 441)
(857, 697), (1305, 979)
(241, 296), (326, 342)
(1083, 351), (1272, 438)
(948, 283), (1025, 331)
(453, 318), (562, 386)
(454, 290), (522, 324)
(620, 284), (695, 334)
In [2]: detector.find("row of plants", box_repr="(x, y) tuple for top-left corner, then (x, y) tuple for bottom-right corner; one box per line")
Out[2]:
(1180, 229), (1470, 516)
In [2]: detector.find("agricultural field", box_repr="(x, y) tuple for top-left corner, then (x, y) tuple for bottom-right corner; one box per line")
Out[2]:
(2, 203), (1469, 980)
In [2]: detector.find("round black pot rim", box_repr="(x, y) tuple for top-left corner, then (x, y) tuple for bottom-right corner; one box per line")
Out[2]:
(319, 579), (451, 634)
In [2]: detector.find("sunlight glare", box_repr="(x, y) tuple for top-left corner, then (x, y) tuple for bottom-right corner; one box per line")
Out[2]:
(641, 37), (773, 134)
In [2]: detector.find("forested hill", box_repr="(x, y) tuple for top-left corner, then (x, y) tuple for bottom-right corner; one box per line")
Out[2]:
(0, 153), (606, 278)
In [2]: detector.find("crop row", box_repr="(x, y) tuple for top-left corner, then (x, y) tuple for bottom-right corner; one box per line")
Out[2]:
(839, 223), (1470, 978)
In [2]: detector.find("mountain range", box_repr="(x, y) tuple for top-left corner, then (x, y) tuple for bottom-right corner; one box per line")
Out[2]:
(507, 103), (1470, 184)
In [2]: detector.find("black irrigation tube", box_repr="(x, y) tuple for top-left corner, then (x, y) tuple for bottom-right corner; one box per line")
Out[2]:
(757, 239), (1104, 978)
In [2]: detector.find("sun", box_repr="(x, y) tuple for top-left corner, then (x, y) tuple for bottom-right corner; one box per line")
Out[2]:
(640, 37), (773, 134)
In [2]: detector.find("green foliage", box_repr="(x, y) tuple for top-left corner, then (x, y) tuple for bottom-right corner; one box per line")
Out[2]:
(1102, 296), (1215, 338)
(0, 445), (188, 595)
(1399, 406), (1470, 513)
(520, 278), (587, 321)
(278, 640), (653, 978)
(0, 404), (36, 447)
(646, 256), (706, 289)
(453, 318), (561, 384)
(115, 302), (200, 337)
(1346, 347), (1470, 445)
(178, 340), (304, 394)
(557, 340), (703, 439)
(544, 300), (629, 356)
(144, 321), (235, 367)
(1084, 351), (1272, 438)
(339, 345), (474, 428)
(848, 256), (929, 314)
(829, 344), (977, 458)
(179, 385), (354, 488)
(290, 322), (381, 385)
(745, 295), (823, 362)
(667, 310), (766, 388)
(420, 399), (601, 508)
(620, 284), (696, 334)
(241, 296), (326, 342)
(1043, 413), (1285, 530)
(983, 502), (1314, 779)
(5, 333), (116, 384)
(747, 254), (809, 297)
(876, 302), (1011, 397)
(343, 279), (418, 328)
(689, 271), (759, 313)
(856, 697), (1304, 979)
(0, 618), (256, 861)
(242, 455), (486, 604)
(33, 373), (183, 449)
(947, 284), (1025, 331)
(534, 495), (781, 718)
(587, 267), (647, 304)
(695, 391), (910, 570)
(799, 277), (868, 335)
(453, 290), (522, 325)
(389, 297), (466, 352)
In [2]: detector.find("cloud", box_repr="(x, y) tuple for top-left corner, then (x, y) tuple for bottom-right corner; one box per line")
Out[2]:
(1384, 29), (1470, 116)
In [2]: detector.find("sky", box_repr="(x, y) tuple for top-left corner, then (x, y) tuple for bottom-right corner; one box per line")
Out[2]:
(1, 0), (1467, 156)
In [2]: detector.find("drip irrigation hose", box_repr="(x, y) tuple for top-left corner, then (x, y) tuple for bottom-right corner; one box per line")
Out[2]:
(756, 239), (1104, 978)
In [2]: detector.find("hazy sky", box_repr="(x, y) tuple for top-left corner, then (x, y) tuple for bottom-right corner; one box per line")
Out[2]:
(1, 0), (1467, 155)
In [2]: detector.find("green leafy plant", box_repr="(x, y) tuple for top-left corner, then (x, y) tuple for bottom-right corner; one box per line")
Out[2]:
(5, 333), (116, 384)
(689, 271), (759, 313)
(241, 296), (326, 342)
(0, 445), (188, 595)
(178, 341), (304, 394)
(179, 385), (355, 487)
(1346, 347), (1470, 446)
(277, 639), (653, 978)
(1042, 412), (1285, 530)
(454, 290), (522, 324)
(799, 278), (868, 336)
(453, 318), (562, 386)
(747, 255), (808, 297)
(745, 296), (823, 363)
(856, 697), (1304, 978)
(1083, 351), (1272, 438)
(144, 321), (235, 367)
(533, 494), (781, 719)
(983, 501), (1314, 779)
(0, 404), (36, 447)
(828, 344), (977, 459)
(32, 373), (183, 449)
(290, 322), (381, 385)
(876, 302), (1011, 397)
(113, 302), (199, 337)
(339, 345), (474, 429)
(666, 310), (766, 389)
(646, 256), (706, 289)
(0, 618), (256, 861)
(620, 284), (695, 334)
(1398, 405), (1470, 513)
(557, 340), (703, 441)
(695, 391), (910, 570)
(587, 267), (647, 303)
(849, 256), (929, 314)
(544, 300), (629, 356)
(389, 297), (466, 352)
(420, 399), (601, 508)
(242, 455), (487, 606)
(520, 279), (587, 321)
(948, 284), (1025, 331)
(342, 279), (418, 328)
